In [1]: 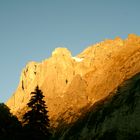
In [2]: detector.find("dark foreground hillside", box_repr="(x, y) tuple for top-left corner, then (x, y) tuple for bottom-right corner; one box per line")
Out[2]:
(53, 72), (140, 140)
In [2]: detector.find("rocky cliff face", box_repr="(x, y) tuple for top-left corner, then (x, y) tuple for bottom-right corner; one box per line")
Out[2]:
(6, 34), (140, 128)
(56, 72), (140, 140)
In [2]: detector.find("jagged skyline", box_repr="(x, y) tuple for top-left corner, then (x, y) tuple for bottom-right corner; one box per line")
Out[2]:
(0, 0), (140, 102)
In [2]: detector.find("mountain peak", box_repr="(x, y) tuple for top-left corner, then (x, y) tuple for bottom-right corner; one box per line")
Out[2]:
(52, 47), (72, 57)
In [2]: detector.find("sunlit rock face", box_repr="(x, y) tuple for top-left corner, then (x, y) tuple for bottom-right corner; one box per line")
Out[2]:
(57, 72), (140, 140)
(6, 34), (140, 127)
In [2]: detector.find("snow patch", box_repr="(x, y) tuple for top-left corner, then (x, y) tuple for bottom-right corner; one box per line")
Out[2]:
(72, 57), (84, 62)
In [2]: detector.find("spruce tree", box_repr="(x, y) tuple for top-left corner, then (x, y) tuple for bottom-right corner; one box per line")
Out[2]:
(22, 86), (51, 139)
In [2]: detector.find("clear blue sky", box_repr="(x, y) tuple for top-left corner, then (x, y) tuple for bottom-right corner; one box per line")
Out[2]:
(0, 0), (140, 102)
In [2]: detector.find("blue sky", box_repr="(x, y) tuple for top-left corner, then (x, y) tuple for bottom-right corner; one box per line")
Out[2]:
(0, 0), (140, 102)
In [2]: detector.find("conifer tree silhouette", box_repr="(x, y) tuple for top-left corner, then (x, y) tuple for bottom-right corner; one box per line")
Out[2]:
(22, 86), (51, 139)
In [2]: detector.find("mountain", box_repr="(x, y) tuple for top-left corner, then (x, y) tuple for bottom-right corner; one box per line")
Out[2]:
(6, 34), (140, 131)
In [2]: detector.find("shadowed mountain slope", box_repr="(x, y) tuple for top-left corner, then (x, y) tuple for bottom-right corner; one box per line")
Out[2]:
(56, 72), (140, 140)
